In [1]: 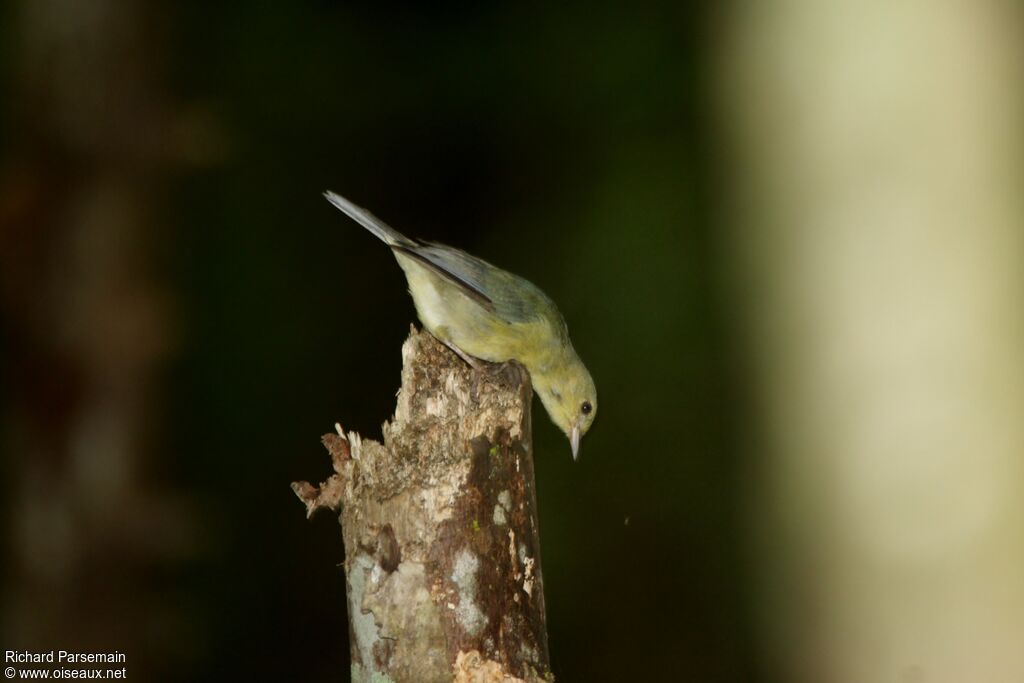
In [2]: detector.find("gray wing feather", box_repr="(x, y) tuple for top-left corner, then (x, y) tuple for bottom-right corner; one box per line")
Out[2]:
(410, 243), (559, 327)
(325, 190), (558, 327)
(392, 244), (496, 311)
(324, 191), (415, 247)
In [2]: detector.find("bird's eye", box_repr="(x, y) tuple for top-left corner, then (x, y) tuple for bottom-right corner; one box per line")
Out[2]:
(581, 401), (593, 415)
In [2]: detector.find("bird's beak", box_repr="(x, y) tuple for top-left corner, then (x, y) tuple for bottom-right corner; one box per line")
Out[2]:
(570, 424), (581, 461)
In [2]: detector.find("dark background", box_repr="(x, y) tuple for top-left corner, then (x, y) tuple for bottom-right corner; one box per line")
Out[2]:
(1, 2), (755, 681)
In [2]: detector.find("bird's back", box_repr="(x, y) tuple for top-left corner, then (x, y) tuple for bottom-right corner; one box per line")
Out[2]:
(325, 190), (569, 365)
(393, 246), (566, 366)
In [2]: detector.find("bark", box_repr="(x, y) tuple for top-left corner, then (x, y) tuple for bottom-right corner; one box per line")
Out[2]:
(294, 328), (553, 683)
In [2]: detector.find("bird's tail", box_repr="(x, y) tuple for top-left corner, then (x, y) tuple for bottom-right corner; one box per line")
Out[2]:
(324, 190), (416, 247)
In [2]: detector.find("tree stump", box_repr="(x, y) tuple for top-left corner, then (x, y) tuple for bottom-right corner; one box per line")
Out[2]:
(293, 328), (552, 683)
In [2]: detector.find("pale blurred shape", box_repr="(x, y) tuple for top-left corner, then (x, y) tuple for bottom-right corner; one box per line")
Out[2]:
(718, 1), (1024, 681)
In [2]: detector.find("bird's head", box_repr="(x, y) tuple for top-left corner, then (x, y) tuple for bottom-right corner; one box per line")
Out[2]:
(533, 356), (597, 461)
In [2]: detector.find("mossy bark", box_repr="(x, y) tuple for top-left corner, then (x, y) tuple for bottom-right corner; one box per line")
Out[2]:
(294, 328), (552, 683)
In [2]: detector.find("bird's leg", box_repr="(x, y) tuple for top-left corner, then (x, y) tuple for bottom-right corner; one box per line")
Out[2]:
(440, 339), (517, 401)
(442, 339), (487, 370)
(443, 340), (512, 377)
(441, 340), (487, 401)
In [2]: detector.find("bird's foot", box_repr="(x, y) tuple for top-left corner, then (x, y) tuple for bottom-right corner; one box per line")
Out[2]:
(442, 340), (487, 370)
(473, 361), (522, 401)
(441, 340), (517, 397)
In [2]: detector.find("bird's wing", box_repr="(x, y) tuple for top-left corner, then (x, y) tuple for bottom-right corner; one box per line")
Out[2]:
(398, 243), (563, 328)
(392, 244), (497, 312)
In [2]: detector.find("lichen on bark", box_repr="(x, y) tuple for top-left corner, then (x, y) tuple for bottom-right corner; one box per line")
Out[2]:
(293, 328), (553, 683)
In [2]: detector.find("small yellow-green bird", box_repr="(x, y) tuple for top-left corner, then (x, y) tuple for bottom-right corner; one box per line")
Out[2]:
(325, 191), (597, 460)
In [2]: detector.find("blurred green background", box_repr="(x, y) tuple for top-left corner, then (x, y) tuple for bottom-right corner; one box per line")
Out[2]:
(1, 1), (753, 681)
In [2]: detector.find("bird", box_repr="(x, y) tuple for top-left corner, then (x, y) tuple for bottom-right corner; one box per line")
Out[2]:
(324, 190), (597, 460)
